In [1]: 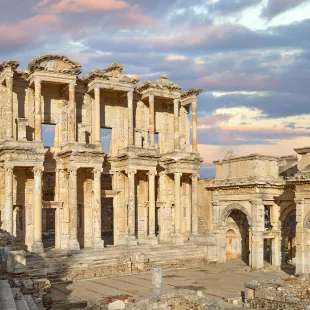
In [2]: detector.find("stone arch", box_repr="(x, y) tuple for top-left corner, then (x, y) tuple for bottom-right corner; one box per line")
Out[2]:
(279, 203), (295, 228)
(221, 203), (252, 227)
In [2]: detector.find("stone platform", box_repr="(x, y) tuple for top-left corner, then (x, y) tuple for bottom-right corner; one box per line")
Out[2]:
(25, 243), (215, 284)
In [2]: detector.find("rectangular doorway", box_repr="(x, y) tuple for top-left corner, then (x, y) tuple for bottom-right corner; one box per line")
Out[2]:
(42, 208), (56, 248)
(101, 198), (114, 245)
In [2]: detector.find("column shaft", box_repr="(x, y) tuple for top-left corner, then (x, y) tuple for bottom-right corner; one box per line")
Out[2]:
(68, 83), (76, 142)
(4, 164), (14, 235)
(128, 90), (134, 146)
(34, 79), (42, 141)
(149, 95), (155, 148)
(93, 167), (104, 248)
(68, 167), (80, 250)
(6, 77), (13, 139)
(32, 166), (44, 253)
(94, 88), (101, 144)
(127, 170), (136, 238)
(173, 99), (180, 150)
(192, 99), (197, 152)
(174, 172), (182, 234)
(191, 174), (199, 235)
(148, 171), (156, 237)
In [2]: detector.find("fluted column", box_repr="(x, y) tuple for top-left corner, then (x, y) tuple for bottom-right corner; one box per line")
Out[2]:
(192, 98), (197, 152)
(148, 171), (157, 238)
(128, 90), (134, 146)
(6, 77), (13, 139)
(174, 172), (182, 234)
(93, 167), (104, 248)
(94, 87), (101, 144)
(173, 99), (180, 150)
(32, 166), (44, 253)
(68, 166), (80, 250)
(149, 94), (155, 148)
(191, 173), (199, 235)
(34, 79), (42, 141)
(127, 169), (137, 239)
(4, 164), (14, 235)
(68, 83), (76, 143)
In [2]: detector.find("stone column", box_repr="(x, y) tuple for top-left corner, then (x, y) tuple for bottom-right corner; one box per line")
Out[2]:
(94, 87), (101, 144)
(6, 77), (13, 139)
(128, 90), (134, 146)
(191, 173), (199, 236)
(172, 172), (183, 244)
(32, 166), (44, 253)
(4, 164), (14, 235)
(127, 169), (137, 244)
(192, 98), (197, 152)
(34, 79), (42, 141)
(149, 94), (155, 148)
(148, 171), (157, 243)
(93, 167), (104, 249)
(295, 198), (309, 274)
(68, 83), (76, 143)
(173, 99), (180, 150)
(68, 167), (80, 250)
(250, 199), (264, 270)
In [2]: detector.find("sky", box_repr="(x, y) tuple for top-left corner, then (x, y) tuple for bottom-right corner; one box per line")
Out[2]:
(2, 0), (310, 178)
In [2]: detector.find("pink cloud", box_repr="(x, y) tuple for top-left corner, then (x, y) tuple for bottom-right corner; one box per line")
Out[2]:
(24, 14), (62, 25)
(199, 113), (232, 127)
(0, 24), (32, 48)
(37, 0), (130, 14)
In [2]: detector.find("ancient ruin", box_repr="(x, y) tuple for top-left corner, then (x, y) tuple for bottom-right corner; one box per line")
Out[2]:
(1, 54), (310, 299)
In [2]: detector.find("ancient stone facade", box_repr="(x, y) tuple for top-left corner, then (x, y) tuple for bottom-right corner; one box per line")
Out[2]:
(199, 149), (310, 274)
(0, 55), (202, 254)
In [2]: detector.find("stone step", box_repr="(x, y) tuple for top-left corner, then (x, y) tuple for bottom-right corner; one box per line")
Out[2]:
(24, 295), (41, 310)
(0, 280), (17, 310)
(15, 297), (30, 310)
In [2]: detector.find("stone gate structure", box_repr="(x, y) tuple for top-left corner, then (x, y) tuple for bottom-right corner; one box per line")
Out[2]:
(199, 150), (310, 275)
(0, 55), (202, 255)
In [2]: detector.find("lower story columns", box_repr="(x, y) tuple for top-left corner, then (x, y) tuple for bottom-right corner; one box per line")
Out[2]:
(148, 170), (158, 244)
(31, 166), (44, 254)
(172, 172), (183, 244)
(4, 164), (14, 236)
(92, 167), (104, 249)
(68, 166), (80, 251)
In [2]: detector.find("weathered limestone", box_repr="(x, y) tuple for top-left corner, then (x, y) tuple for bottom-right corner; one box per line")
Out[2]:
(173, 99), (180, 151)
(192, 98), (197, 152)
(149, 95), (155, 148)
(68, 83), (76, 143)
(148, 171), (157, 244)
(4, 164), (13, 236)
(94, 87), (101, 144)
(128, 90), (134, 146)
(6, 76), (13, 139)
(34, 79), (42, 141)
(172, 172), (183, 244)
(32, 166), (44, 254)
(191, 174), (198, 236)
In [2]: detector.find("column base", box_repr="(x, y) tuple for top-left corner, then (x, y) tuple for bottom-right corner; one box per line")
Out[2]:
(31, 241), (44, 254)
(68, 239), (80, 251)
(93, 238), (104, 249)
(171, 233), (184, 245)
(147, 235), (158, 245)
(123, 235), (138, 246)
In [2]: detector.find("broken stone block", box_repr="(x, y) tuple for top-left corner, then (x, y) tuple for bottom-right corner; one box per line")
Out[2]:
(6, 250), (26, 274)
(108, 300), (125, 310)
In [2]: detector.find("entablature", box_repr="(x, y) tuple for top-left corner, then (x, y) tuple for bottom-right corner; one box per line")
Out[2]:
(181, 88), (203, 106)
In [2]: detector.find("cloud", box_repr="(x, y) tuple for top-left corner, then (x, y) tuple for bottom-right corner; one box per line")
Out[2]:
(210, 0), (262, 15)
(165, 54), (188, 61)
(36, 0), (130, 14)
(261, 0), (310, 20)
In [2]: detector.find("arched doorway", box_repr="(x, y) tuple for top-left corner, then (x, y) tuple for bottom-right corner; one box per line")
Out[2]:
(223, 207), (250, 264)
(281, 209), (296, 268)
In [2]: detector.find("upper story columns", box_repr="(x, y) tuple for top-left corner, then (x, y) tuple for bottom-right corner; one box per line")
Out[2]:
(68, 82), (76, 143)
(6, 77), (14, 139)
(94, 87), (101, 144)
(174, 98), (180, 151)
(34, 79), (42, 141)
(192, 98), (197, 152)
(128, 90), (134, 146)
(149, 95), (155, 148)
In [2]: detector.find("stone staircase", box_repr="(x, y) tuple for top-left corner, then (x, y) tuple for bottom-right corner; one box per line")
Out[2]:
(0, 280), (45, 310)
(25, 243), (208, 284)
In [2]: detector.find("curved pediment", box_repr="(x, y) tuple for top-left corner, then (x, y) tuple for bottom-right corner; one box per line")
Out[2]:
(0, 60), (20, 73)
(137, 74), (181, 93)
(26, 54), (82, 76)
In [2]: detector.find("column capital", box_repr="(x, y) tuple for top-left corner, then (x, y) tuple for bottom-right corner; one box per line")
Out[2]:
(174, 172), (182, 177)
(211, 200), (220, 206)
(93, 167), (103, 178)
(127, 169), (137, 176)
(68, 166), (78, 176)
(173, 98), (179, 104)
(128, 90), (134, 100)
(94, 87), (100, 94)
(250, 199), (263, 206)
(149, 94), (154, 102)
(294, 198), (304, 205)
(159, 171), (166, 176)
(148, 170), (157, 177)
(191, 173), (199, 181)
(33, 166), (44, 176)
(5, 164), (14, 174)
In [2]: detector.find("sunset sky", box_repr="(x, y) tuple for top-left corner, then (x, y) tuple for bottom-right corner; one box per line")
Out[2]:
(1, 0), (310, 178)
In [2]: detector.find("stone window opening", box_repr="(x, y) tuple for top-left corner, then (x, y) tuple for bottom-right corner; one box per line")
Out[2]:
(42, 123), (56, 147)
(264, 206), (272, 231)
(100, 127), (112, 153)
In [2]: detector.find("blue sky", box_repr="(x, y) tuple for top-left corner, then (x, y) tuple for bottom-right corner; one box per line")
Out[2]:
(3, 0), (310, 178)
